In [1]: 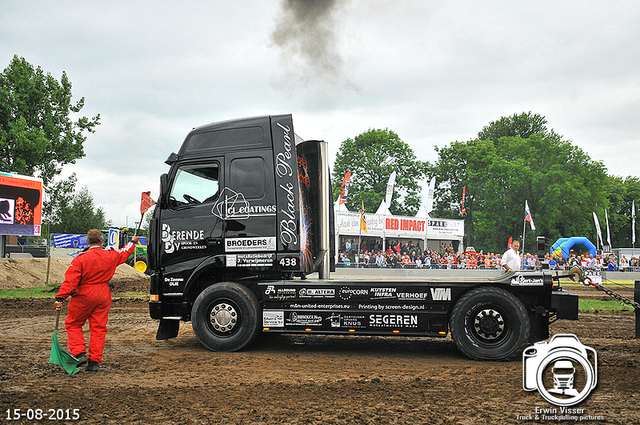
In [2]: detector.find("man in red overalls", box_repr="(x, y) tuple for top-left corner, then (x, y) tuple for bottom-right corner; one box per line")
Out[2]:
(54, 229), (138, 372)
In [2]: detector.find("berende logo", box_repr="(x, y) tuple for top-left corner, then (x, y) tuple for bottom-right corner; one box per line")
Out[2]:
(523, 334), (597, 407)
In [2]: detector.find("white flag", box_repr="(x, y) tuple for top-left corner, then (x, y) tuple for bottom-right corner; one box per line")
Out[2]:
(633, 200), (636, 245)
(593, 212), (603, 248)
(426, 176), (436, 213)
(385, 171), (396, 209)
(524, 200), (536, 231)
(605, 209), (612, 247)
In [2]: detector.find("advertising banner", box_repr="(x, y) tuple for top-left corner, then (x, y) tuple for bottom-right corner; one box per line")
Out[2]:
(335, 210), (464, 239)
(53, 234), (89, 249)
(0, 172), (43, 236)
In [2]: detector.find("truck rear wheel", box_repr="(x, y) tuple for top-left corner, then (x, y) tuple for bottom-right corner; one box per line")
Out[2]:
(450, 286), (529, 361)
(191, 282), (260, 352)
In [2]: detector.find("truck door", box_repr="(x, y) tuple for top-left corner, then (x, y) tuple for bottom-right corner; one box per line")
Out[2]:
(159, 160), (224, 268)
(217, 151), (278, 268)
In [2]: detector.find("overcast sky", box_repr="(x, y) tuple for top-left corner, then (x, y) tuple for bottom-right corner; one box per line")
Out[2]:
(2, 0), (639, 227)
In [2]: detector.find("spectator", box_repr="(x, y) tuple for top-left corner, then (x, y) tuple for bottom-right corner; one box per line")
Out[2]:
(620, 255), (629, 271)
(629, 256), (638, 271)
(501, 240), (521, 271)
(607, 256), (616, 271)
(345, 238), (352, 254)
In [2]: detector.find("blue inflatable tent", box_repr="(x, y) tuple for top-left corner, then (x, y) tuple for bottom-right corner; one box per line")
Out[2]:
(550, 237), (597, 259)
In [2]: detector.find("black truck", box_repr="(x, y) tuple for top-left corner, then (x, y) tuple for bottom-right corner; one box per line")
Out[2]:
(148, 114), (579, 361)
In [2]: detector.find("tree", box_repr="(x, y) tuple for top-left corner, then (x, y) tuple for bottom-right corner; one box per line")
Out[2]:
(428, 113), (608, 253)
(603, 176), (640, 248)
(477, 111), (561, 142)
(331, 129), (427, 215)
(0, 55), (100, 187)
(49, 186), (111, 234)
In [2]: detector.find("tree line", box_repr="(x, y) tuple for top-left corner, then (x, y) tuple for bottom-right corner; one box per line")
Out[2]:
(332, 112), (639, 253)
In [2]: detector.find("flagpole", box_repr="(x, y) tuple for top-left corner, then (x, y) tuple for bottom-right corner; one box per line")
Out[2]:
(358, 224), (362, 268)
(632, 200), (636, 248)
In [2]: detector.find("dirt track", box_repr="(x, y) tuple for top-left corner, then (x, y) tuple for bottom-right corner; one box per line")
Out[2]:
(0, 284), (638, 424)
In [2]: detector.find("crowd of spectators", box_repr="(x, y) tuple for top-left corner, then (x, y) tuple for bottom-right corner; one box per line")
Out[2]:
(336, 238), (640, 272)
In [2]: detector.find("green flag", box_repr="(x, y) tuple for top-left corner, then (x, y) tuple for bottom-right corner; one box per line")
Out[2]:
(49, 311), (80, 376)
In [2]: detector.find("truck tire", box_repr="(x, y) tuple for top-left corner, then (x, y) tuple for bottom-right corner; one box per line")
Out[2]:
(191, 282), (260, 352)
(450, 286), (529, 361)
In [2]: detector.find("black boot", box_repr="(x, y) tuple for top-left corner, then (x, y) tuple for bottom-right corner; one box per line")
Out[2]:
(85, 361), (99, 372)
(75, 353), (87, 366)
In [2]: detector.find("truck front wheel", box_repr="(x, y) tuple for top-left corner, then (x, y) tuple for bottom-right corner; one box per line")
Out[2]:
(450, 287), (530, 361)
(191, 282), (260, 352)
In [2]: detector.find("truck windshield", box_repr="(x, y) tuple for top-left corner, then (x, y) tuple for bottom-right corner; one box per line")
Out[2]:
(169, 164), (219, 206)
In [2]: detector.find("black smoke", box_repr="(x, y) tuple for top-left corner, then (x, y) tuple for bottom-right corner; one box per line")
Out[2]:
(271, 0), (356, 91)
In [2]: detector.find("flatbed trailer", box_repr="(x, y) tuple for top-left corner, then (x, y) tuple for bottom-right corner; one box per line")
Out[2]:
(148, 115), (579, 361)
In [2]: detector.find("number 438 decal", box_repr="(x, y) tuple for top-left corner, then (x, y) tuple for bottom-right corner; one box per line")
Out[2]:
(279, 257), (298, 268)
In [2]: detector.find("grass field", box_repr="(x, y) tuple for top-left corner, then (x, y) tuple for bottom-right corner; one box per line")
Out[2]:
(1, 283), (636, 312)
(0, 284), (147, 299)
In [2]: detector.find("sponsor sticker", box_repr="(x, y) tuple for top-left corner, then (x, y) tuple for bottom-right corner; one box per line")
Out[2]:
(212, 187), (276, 220)
(339, 287), (369, 300)
(298, 288), (336, 298)
(430, 287), (451, 301)
(234, 253), (275, 267)
(161, 223), (206, 254)
(225, 237), (276, 252)
(286, 312), (323, 326)
(370, 287), (397, 300)
(369, 314), (418, 328)
(396, 292), (429, 301)
(263, 285), (296, 300)
(165, 277), (184, 287)
(510, 275), (545, 286)
(263, 310), (284, 327)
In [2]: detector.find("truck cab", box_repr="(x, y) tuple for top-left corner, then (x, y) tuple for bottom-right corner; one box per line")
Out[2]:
(149, 115), (331, 329)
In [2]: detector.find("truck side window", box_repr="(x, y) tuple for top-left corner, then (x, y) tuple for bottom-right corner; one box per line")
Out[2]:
(169, 164), (219, 207)
(229, 157), (266, 199)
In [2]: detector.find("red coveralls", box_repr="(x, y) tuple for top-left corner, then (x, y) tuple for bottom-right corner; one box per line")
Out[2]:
(55, 242), (136, 363)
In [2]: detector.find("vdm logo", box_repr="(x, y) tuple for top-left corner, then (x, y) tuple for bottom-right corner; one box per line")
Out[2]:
(523, 334), (597, 406)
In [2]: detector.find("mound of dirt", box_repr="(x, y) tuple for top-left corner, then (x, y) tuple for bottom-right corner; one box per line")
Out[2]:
(0, 257), (150, 294)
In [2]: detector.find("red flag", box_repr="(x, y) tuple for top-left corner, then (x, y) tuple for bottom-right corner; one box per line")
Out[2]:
(461, 186), (466, 216)
(339, 171), (352, 205)
(140, 191), (157, 214)
(508, 236), (513, 249)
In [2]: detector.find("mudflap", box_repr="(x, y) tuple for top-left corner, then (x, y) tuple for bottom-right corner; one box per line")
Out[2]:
(528, 308), (549, 343)
(156, 319), (180, 340)
(551, 288), (579, 320)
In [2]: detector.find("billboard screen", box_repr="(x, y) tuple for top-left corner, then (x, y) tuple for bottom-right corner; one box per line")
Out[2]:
(0, 172), (43, 236)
